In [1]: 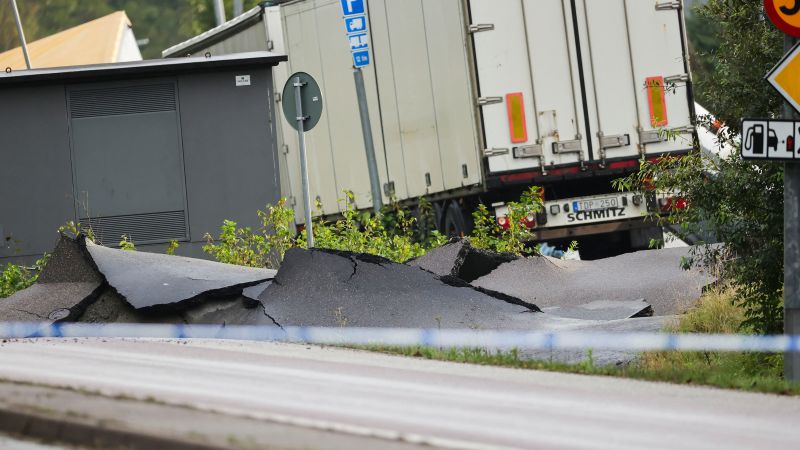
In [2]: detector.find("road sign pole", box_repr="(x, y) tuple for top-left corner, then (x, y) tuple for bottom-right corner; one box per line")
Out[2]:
(784, 34), (800, 382)
(10, 0), (31, 69)
(294, 76), (315, 248)
(353, 68), (383, 213)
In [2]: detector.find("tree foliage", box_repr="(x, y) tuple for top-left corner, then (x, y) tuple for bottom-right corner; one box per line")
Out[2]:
(695, 0), (784, 131)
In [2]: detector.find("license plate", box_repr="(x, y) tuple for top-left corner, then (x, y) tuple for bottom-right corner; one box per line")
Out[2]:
(572, 197), (619, 212)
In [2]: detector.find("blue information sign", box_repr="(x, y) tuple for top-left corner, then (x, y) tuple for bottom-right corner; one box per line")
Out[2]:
(340, 0), (365, 16)
(352, 50), (370, 68)
(348, 32), (369, 51)
(341, 0), (370, 67)
(344, 15), (367, 33)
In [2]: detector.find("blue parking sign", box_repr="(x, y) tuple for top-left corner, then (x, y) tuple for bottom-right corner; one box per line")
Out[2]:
(340, 0), (365, 16)
(348, 33), (369, 51)
(352, 50), (370, 68)
(344, 15), (367, 34)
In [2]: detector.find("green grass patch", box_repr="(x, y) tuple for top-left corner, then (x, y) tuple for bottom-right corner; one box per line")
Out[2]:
(363, 288), (800, 396)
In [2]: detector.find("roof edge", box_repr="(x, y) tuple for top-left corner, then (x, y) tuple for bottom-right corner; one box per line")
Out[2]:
(0, 51), (287, 86)
(162, 4), (267, 58)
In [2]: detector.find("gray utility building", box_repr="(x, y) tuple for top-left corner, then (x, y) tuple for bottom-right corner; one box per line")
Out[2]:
(1, 51), (287, 264)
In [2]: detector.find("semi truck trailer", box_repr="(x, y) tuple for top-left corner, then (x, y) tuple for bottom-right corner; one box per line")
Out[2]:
(164, 0), (696, 258)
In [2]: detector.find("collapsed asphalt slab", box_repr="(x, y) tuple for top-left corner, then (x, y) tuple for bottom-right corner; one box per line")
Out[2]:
(0, 235), (278, 325)
(0, 237), (103, 322)
(407, 238), (518, 282)
(259, 248), (544, 329)
(473, 247), (710, 316)
(85, 239), (275, 311)
(0, 236), (690, 365)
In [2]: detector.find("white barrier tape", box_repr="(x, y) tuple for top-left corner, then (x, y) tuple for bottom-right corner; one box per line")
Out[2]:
(0, 322), (799, 353)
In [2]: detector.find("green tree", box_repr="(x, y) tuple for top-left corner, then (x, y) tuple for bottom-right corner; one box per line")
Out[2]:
(0, 1), (41, 53)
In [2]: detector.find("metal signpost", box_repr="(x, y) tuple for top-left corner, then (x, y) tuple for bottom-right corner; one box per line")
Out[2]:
(282, 72), (323, 248)
(749, 1), (800, 381)
(340, 0), (383, 213)
(9, 0), (32, 69)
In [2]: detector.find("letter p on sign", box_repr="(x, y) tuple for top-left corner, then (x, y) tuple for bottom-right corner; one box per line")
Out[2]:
(341, 0), (365, 16)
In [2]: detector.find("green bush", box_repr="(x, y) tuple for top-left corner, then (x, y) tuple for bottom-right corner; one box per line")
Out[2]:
(203, 198), (298, 268)
(469, 186), (543, 255)
(1, 255), (49, 299)
(203, 188), (543, 268)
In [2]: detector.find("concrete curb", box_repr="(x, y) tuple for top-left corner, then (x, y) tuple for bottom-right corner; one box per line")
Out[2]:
(0, 406), (226, 450)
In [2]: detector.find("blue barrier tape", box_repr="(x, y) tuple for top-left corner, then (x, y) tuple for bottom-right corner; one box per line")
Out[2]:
(0, 322), (799, 352)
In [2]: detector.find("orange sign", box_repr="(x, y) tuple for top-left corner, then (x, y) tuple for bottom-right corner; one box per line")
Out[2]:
(765, 0), (800, 37)
(767, 41), (800, 113)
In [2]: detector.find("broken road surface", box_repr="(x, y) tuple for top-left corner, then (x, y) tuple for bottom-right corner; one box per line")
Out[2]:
(0, 338), (797, 450)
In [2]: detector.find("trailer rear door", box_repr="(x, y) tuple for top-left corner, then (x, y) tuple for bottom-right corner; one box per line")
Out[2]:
(576, 0), (693, 161)
(470, 0), (590, 174)
(469, 0), (693, 175)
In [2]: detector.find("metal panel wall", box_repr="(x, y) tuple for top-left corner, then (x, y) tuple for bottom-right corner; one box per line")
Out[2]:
(0, 85), (75, 261)
(621, 0), (693, 154)
(576, 0), (641, 161)
(367, 0), (410, 201)
(281, 5), (341, 216)
(67, 81), (189, 246)
(278, 0), (390, 216)
(420, 0), (482, 190)
(177, 67), (281, 242)
(469, 0), (542, 173)
(198, 22), (270, 56)
(380, 0), (445, 197)
(523, 0), (587, 166)
(314, 0), (389, 211)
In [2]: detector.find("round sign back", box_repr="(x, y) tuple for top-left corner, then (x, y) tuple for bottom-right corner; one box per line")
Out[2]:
(282, 72), (324, 131)
(765, 0), (800, 37)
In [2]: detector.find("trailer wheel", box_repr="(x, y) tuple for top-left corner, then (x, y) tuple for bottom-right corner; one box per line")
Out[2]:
(442, 202), (469, 237)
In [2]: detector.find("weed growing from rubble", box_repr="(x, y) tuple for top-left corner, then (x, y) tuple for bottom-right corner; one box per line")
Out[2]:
(0, 254), (49, 299)
(204, 193), (448, 266)
(118, 235), (136, 251)
(165, 240), (180, 256)
(203, 198), (299, 268)
(469, 186), (543, 255)
(300, 190), (447, 262)
(57, 220), (95, 242)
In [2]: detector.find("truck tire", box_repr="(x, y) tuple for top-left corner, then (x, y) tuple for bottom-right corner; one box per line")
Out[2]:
(442, 201), (469, 237)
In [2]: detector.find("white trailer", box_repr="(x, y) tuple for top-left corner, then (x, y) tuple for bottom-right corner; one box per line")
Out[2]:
(164, 0), (695, 256)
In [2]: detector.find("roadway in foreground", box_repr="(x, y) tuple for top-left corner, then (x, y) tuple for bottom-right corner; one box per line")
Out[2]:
(0, 338), (798, 450)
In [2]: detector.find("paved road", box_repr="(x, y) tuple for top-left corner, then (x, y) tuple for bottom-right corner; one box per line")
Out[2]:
(0, 339), (798, 450)
(0, 435), (72, 450)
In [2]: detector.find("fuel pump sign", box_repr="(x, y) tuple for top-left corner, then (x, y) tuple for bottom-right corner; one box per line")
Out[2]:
(741, 118), (798, 160)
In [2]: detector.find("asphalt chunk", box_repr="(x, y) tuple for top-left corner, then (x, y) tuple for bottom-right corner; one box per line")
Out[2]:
(473, 247), (711, 315)
(542, 299), (654, 321)
(37, 235), (102, 284)
(85, 239), (275, 310)
(407, 238), (517, 282)
(260, 248), (553, 329)
(0, 282), (103, 322)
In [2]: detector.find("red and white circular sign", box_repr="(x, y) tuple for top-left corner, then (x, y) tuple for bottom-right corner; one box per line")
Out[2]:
(765, 0), (800, 37)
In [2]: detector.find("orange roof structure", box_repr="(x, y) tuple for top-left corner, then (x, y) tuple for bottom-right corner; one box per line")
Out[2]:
(0, 11), (137, 71)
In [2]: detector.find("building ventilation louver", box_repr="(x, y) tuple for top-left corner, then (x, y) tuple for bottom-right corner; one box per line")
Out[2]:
(69, 84), (177, 118)
(81, 211), (187, 247)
